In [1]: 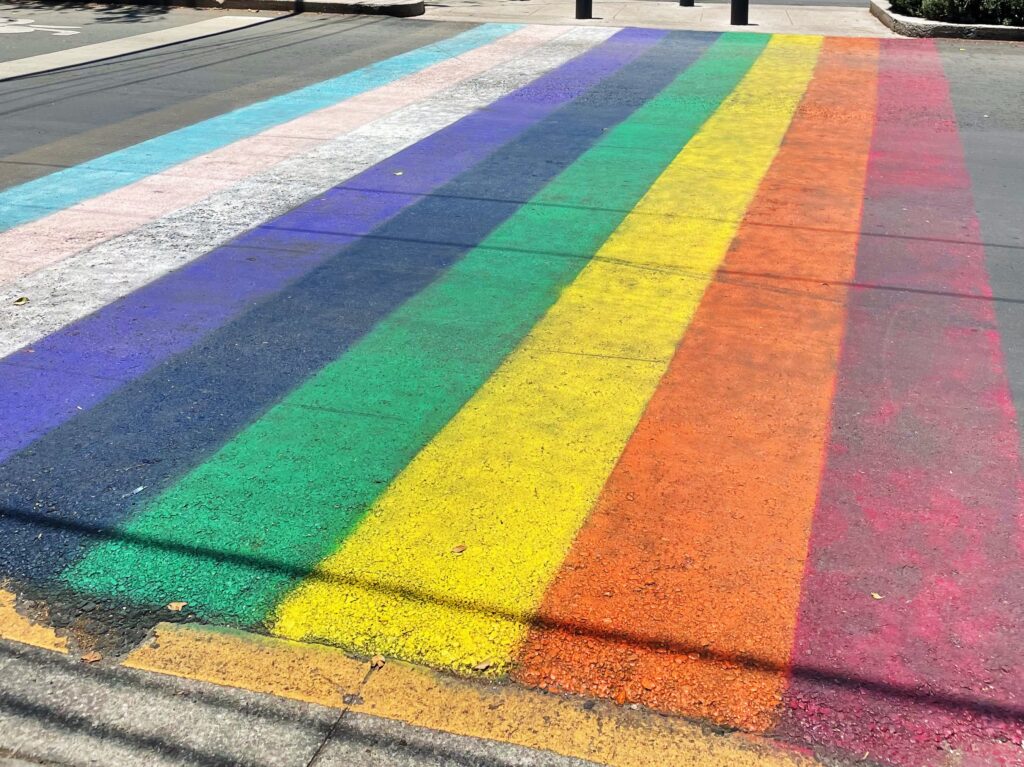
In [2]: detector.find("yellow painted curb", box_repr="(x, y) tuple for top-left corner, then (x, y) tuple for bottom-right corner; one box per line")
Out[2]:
(125, 622), (366, 708)
(126, 623), (822, 767)
(0, 587), (67, 653)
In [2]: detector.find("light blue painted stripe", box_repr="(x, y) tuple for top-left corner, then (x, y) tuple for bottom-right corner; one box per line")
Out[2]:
(0, 23), (519, 232)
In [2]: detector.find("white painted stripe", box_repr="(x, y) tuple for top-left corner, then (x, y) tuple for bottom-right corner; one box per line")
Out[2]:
(0, 26), (616, 358)
(0, 24), (565, 286)
(0, 16), (276, 81)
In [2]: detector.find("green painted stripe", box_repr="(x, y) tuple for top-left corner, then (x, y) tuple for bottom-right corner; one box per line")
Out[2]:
(65, 32), (768, 627)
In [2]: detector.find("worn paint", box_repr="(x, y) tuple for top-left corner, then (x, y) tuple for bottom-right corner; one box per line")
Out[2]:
(0, 589), (67, 653)
(0, 25), (567, 288)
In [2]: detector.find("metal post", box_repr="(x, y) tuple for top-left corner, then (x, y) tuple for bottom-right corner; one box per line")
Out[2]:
(576, 0), (592, 19)
(730, 0), (748, 24)
(679, 0), (694, 7)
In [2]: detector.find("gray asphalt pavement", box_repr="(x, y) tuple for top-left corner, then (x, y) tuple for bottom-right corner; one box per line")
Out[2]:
(0, 640), (597, 767)
(0, 3), (280, 62)
(0, 15), (471, 186)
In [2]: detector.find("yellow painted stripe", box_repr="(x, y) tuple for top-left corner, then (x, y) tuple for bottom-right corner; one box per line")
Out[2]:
(0, 587), (67, 653)
(126, 622), (823, 767)
(273, 35), (822, 674)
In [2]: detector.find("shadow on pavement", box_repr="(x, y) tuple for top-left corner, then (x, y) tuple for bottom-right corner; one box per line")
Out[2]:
(2, 504), (1023, 731)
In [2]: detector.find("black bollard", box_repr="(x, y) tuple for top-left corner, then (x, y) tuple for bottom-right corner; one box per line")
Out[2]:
(576, 0), (592, 18)
(679, 0), (694, 7)
(730, 0), (748, 23)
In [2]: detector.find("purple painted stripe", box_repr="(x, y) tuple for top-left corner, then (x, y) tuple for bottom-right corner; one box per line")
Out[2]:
(0, 27), (663, 465)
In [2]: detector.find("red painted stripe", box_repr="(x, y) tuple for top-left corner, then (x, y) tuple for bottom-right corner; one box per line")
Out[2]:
(780, 39), (1024, 766)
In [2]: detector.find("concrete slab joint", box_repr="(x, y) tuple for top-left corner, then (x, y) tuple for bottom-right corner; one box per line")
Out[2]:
(870, 0), (1024, 38)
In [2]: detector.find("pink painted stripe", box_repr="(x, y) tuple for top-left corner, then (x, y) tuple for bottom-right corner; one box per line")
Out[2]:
(780, 39), (1024, 766)
(0, 24), (567, 285)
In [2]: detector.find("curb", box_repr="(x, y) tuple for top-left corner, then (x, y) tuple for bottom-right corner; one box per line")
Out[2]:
(34, 0), (425, 18)
(124, 622), (828, 767)
(869, 0), (1024, 39)
(0, 596), (827, 767)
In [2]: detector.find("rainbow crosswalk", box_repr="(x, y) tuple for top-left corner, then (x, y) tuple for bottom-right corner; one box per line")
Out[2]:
(1, 24), (1022, 767)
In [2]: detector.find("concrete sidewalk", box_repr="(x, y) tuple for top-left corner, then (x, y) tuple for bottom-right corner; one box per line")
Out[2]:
(415, 0), (894, 36)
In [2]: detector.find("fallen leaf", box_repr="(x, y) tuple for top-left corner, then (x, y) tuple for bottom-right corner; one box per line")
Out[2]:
(13, 296), (29, 306)
(451, 544), (467, 555)
(81, 651), (102, 663)
(871, 592), (884, 600)
(166, 601), (187, 612)
(370, 655), (386, 669)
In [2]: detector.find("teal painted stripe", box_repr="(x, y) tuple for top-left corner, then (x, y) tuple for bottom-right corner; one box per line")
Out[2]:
(0, 23), (519, 232)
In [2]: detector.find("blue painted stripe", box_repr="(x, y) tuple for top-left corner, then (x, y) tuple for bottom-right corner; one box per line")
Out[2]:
(0, 23), (519, 232)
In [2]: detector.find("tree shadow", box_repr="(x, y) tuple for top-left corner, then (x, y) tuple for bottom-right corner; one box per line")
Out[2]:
(0, 641), (570, 767)
(0, 0), (178, 24)
(2, 504), (1023, 734)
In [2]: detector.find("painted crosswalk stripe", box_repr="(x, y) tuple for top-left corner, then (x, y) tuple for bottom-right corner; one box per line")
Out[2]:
(781, 39), (1024, 766)
(271, 35), (822, 673)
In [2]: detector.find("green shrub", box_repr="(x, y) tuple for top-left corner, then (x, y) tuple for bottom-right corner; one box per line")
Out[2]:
(891, 0), (1024, 24)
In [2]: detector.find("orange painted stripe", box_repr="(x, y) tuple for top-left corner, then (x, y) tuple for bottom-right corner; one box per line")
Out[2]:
(514, 37), (879, 733)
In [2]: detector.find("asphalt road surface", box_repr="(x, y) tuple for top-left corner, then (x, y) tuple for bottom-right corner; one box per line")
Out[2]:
(0, 2), (281, 61)
(1, 13), (1023, 767)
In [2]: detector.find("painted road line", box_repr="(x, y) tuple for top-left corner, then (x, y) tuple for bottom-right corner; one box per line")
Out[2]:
(0, 23), (518, 232)
(0, 25), (563, 286)
(0, 589), (67, 654)
(0, 26), (612, 466)
(60, 30), (713, 622)
(0, 16), (276, 82)
(128, 624), (368, 707)
(125, 622), (824, 767)
(779, 39), (1024, 766)
(0, 25), (566, 288)
(0, 27), (659, 587)
(273, 35), (821, 674)
(514, 38), (878, 733)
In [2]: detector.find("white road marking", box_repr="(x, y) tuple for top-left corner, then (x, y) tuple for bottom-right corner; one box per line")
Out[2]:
(0, 17), (81, 35)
